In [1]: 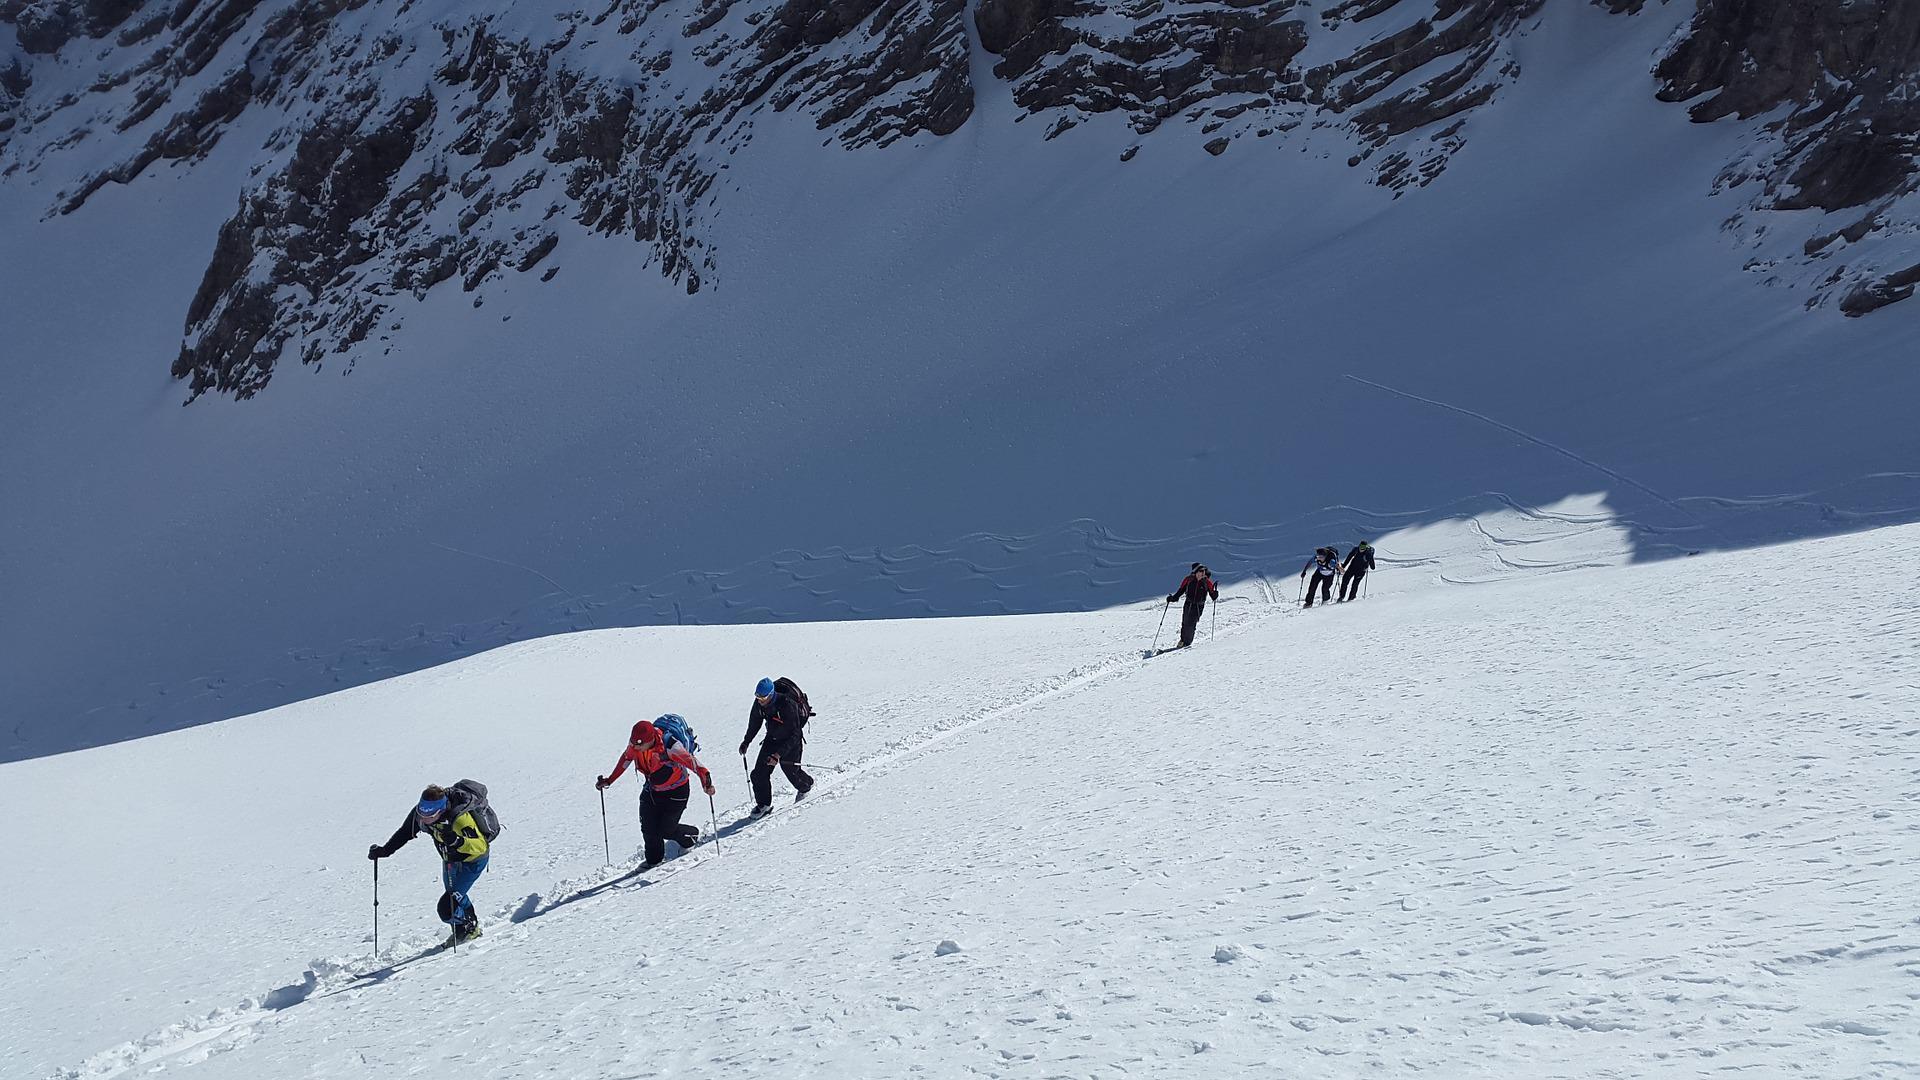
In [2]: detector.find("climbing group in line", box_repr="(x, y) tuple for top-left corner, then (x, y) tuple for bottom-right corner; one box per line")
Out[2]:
(1159, 540), (1380, 656)
(1302, 539), (1375, 608)
(368, 675), (815, 946)
(367, 541), (1382, 947)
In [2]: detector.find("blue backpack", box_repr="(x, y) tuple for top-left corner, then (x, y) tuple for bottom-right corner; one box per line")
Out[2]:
(653, 714), (699, 754)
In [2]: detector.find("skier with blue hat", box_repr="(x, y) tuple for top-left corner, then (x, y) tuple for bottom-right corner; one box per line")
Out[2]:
(368, 781), (498, 944)
(740, 676), (814, 816)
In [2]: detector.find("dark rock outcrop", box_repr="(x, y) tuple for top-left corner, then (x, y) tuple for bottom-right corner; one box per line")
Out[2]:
(9, 0), (978, 398)
(0, 0), (147, 55)
(5, 0), (1919, 404)
(973, 0), (1543, 191)
(175, 92), (440, 398)
(976, 0), (1312, 139)
(1655, 0), (1920, 314)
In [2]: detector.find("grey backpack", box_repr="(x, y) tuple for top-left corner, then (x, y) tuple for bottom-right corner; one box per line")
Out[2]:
(449, 779), (502, 841)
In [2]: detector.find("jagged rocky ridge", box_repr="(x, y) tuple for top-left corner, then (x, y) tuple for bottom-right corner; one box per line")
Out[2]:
(1650, 0), (1920, 316)
(1, 0), (1916, 400)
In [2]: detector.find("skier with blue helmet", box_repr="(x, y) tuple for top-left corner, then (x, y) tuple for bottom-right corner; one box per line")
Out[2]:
(739, 677), (814, 816)
(368, 783), (493, 944)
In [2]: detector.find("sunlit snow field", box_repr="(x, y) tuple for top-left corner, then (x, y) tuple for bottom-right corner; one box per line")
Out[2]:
(7, 512), (1915, 1079)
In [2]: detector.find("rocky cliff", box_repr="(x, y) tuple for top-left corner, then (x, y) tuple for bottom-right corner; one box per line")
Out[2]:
(1653, 0), (1920, 315)
(2, 0), (1915, 400)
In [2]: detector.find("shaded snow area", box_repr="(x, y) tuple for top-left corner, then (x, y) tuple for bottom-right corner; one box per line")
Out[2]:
(4, 5), (1920, 757)
(6, 522), (1916, 1079)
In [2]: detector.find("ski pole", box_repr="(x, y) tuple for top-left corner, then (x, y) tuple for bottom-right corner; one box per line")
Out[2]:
(1210, 600), (1216, 643)
(1150, 600), (1170, 653)
(372, 859), (380, 957)
(708, 791), (721, 854)
(599, 787), (611, 865)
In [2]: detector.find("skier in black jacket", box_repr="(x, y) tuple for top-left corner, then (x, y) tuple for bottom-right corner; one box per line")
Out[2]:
(1338, 541), (1375, 602)
(1167, 563), (1219, 648)
(1301, 547), (1338, 608)
(740, 677), (813, 816)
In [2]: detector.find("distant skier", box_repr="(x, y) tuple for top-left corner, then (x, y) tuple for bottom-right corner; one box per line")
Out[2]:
(740, 677), (814, 817)
(1338, 540), (1376, 602)
(1301, 547), (1338, 608)
(367, 782), (497, 945)
(1166, 563), (1219, 648)
(597, 717), (716, 869)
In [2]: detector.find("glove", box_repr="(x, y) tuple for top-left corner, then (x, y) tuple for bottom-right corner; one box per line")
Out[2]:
(699, 768), (715, 796)
(738, 740), (750, 757)
(1166, 594), (1176, 603)
(595, 775), (610, 790)
(367, 844), (384, 861)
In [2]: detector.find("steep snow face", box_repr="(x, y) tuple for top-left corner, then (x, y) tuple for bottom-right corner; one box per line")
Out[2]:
(5, 521), (1916, 1079)
(3, 2), (1920, 758)
(2, 0), (1916, 401)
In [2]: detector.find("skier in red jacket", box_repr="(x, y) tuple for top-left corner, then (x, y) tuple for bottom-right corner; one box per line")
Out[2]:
(597, 720), (715, 869)
(1167, 563), (1219, 648)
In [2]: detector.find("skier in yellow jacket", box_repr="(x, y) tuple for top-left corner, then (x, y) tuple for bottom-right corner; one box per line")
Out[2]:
(368, 783), (493, 944)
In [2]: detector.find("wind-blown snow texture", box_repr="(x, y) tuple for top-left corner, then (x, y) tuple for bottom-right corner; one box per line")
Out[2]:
(3, 2), (1920, 756)
(4, 522), (1916, 1078)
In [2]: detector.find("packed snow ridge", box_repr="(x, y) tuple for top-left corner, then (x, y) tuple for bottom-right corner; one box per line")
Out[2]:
(3, 519), (1916, 1078)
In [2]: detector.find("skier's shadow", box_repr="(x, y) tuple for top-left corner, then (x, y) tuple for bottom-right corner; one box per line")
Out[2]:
(509, 864), (650, 924)
(501, 810), (768, 929)
(327, 943), (450, 994)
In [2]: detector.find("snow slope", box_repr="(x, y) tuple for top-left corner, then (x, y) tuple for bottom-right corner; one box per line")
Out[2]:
(4, 4), (1920, 758)
(5, 518), (1915, 1078)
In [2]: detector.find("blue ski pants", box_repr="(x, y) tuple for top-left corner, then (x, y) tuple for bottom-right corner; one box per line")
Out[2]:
(440, 854), (488, 925)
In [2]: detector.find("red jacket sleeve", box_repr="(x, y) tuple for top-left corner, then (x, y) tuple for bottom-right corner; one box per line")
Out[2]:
(669, 745), (711, 784)
(605, 746), (638, 783)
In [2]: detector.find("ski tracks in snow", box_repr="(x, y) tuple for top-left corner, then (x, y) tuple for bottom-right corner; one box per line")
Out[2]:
(47, 594), (1290, 1080)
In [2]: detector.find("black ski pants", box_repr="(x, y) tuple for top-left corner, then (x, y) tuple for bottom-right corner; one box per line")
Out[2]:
(1339, 568), (1366, 601)
(1303, 573), (1333, 607)
(639, 784), (699, 866)
(1178, 600), (1206, 647)
(750, 736), (814, 809)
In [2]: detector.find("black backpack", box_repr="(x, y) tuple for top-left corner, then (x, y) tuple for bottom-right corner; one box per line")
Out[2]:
(449, 779), (502, 840)
(773, 677), (814, 723)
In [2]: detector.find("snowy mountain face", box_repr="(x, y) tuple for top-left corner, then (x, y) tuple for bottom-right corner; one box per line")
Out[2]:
(1650, 0), (1920, 315)
(1, 0), (1915, 399)
(5, 1), (1920, 759)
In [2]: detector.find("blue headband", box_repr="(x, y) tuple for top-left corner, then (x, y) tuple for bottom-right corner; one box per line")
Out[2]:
(418, 797), (448, 817)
